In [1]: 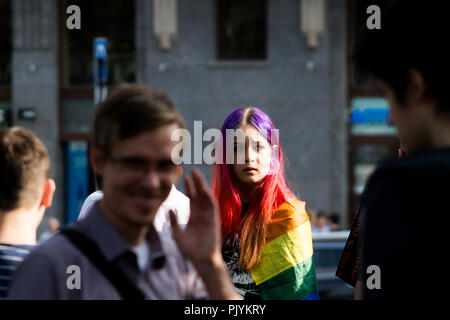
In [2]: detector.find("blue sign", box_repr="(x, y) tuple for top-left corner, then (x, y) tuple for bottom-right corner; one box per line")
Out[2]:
(65, 142), (88, 225)
(93, 38), (108, 84)
(350, 107), (390, 124)
(350, 97), (391, 125)
(350, 97), (396, 135)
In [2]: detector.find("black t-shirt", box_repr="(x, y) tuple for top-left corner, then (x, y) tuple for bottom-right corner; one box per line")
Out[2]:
(360, 147), (450, 299)
(221, 202), (262, 300)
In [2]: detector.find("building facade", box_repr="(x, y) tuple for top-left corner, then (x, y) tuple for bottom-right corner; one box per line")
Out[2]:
(0, 0), (398, 232)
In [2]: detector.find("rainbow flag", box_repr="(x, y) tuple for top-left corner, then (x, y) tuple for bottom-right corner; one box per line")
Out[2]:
(250, 199), (319, 300)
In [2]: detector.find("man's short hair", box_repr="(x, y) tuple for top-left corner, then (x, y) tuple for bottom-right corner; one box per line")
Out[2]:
(355, 0), (449, 114)
(328, 213), (340, 224)
(317, 211), (326, 219)
(91, 84), (187, 157)
(0, 127), (50, 212)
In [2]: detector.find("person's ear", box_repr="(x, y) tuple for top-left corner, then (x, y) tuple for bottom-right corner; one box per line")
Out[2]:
(408, 69), (428, 103)
(89, 145), (105, 176)
(272, 144), (279, 153)
(41, 179), (56, 208)
(176, 166), (184, 177)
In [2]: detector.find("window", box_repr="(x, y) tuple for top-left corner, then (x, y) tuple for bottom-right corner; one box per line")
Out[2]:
(347, 0), (397, 224)
(217, 0), (267, 60)
(0, 100), (11, 128)
(349, 0), (389, 89)
(60, 0), (135, 138)
(61, 0), (135, 87)
(0, 0), (11, 87)
(0, 0), (11, 127)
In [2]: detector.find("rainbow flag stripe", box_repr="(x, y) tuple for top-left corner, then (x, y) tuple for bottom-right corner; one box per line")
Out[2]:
(250, 199), (319, 300)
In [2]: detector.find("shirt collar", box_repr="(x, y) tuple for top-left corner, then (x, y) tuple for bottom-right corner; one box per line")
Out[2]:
(76, 201), (164, 264)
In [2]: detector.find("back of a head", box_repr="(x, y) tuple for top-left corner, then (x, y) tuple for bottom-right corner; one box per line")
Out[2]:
(91, 84), (187, 157)
(329, 213), (340, 224)
(317, 211), (326, 219)
(0, 127), (50, 212)
(355, 0), (449, 113)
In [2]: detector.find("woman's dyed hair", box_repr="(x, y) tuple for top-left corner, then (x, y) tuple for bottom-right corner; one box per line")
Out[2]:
(212, 107), (297, 270)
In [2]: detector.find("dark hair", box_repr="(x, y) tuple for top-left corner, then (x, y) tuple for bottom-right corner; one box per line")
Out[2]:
(0, 127), (49, 212)
(328, 213), (340, 224)
(91, 84), (187, 157)
(354, 0), (449, 114)
(317, 211), (326, 219)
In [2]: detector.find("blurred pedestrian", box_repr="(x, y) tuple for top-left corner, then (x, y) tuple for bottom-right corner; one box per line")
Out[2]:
(350, 0), (450, 299)
(38, 217), (60, 244)
(0, 127), (55, 299)
(309, 209), (320, 233)
(212, 107), (319, 300)
(77, 184), (190, 236)
(327, 213), (340, 231)
(315, 211), (330, 233)
(8, 84), (240, 300)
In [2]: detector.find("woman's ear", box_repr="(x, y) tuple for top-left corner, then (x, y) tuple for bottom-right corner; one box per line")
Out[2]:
(41, 178), (56, 208)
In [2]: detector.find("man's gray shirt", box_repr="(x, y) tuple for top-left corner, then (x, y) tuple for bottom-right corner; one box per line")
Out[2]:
(7, 202), (207, 299)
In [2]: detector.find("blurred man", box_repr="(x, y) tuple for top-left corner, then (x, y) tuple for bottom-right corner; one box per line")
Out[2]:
(38, 217), (60, 244)
(327, 214), (340, 231)
(353, 0), (450, 299)
(8, 84), (239, 300)
(0, 127), (55, 299)
(309, 209), (319, 232)
(315, 211), (330, 233)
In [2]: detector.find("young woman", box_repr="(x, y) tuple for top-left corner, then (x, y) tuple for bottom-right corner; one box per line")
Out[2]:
(212, 107), (319, 300)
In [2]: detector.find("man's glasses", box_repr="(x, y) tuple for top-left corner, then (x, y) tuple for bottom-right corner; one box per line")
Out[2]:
(107, 155), (178, 176)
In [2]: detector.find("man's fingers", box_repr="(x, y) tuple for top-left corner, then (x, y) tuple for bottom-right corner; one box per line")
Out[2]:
(184, 174), (197, 199)
(191, 169), (212, 199)
(169, 209), (181, 238)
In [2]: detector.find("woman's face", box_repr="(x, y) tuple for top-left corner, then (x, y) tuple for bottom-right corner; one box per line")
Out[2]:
(232, 124), (273, 187)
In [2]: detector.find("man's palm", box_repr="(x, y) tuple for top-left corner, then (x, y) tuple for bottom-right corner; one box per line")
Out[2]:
(169, 169), (221, 264)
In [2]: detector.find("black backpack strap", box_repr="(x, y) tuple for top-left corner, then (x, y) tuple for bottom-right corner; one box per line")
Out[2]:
(60, 228), (145, 300)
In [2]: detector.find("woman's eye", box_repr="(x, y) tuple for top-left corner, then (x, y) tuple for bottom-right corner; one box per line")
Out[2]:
(256, 142), (264, 151)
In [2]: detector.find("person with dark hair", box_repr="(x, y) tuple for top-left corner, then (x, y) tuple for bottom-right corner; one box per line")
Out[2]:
(350, 0), (450, 299)
(8, 84), (240, 300)
(315, 211), (330, 233)
(37, 217), (60, 244)
(0, 127), (55, 299)
(327, 213), (340, 231)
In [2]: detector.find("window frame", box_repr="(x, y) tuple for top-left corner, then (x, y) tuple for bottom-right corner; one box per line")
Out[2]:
(216, 0), (268, 60)
(58, 0), (136, 141)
